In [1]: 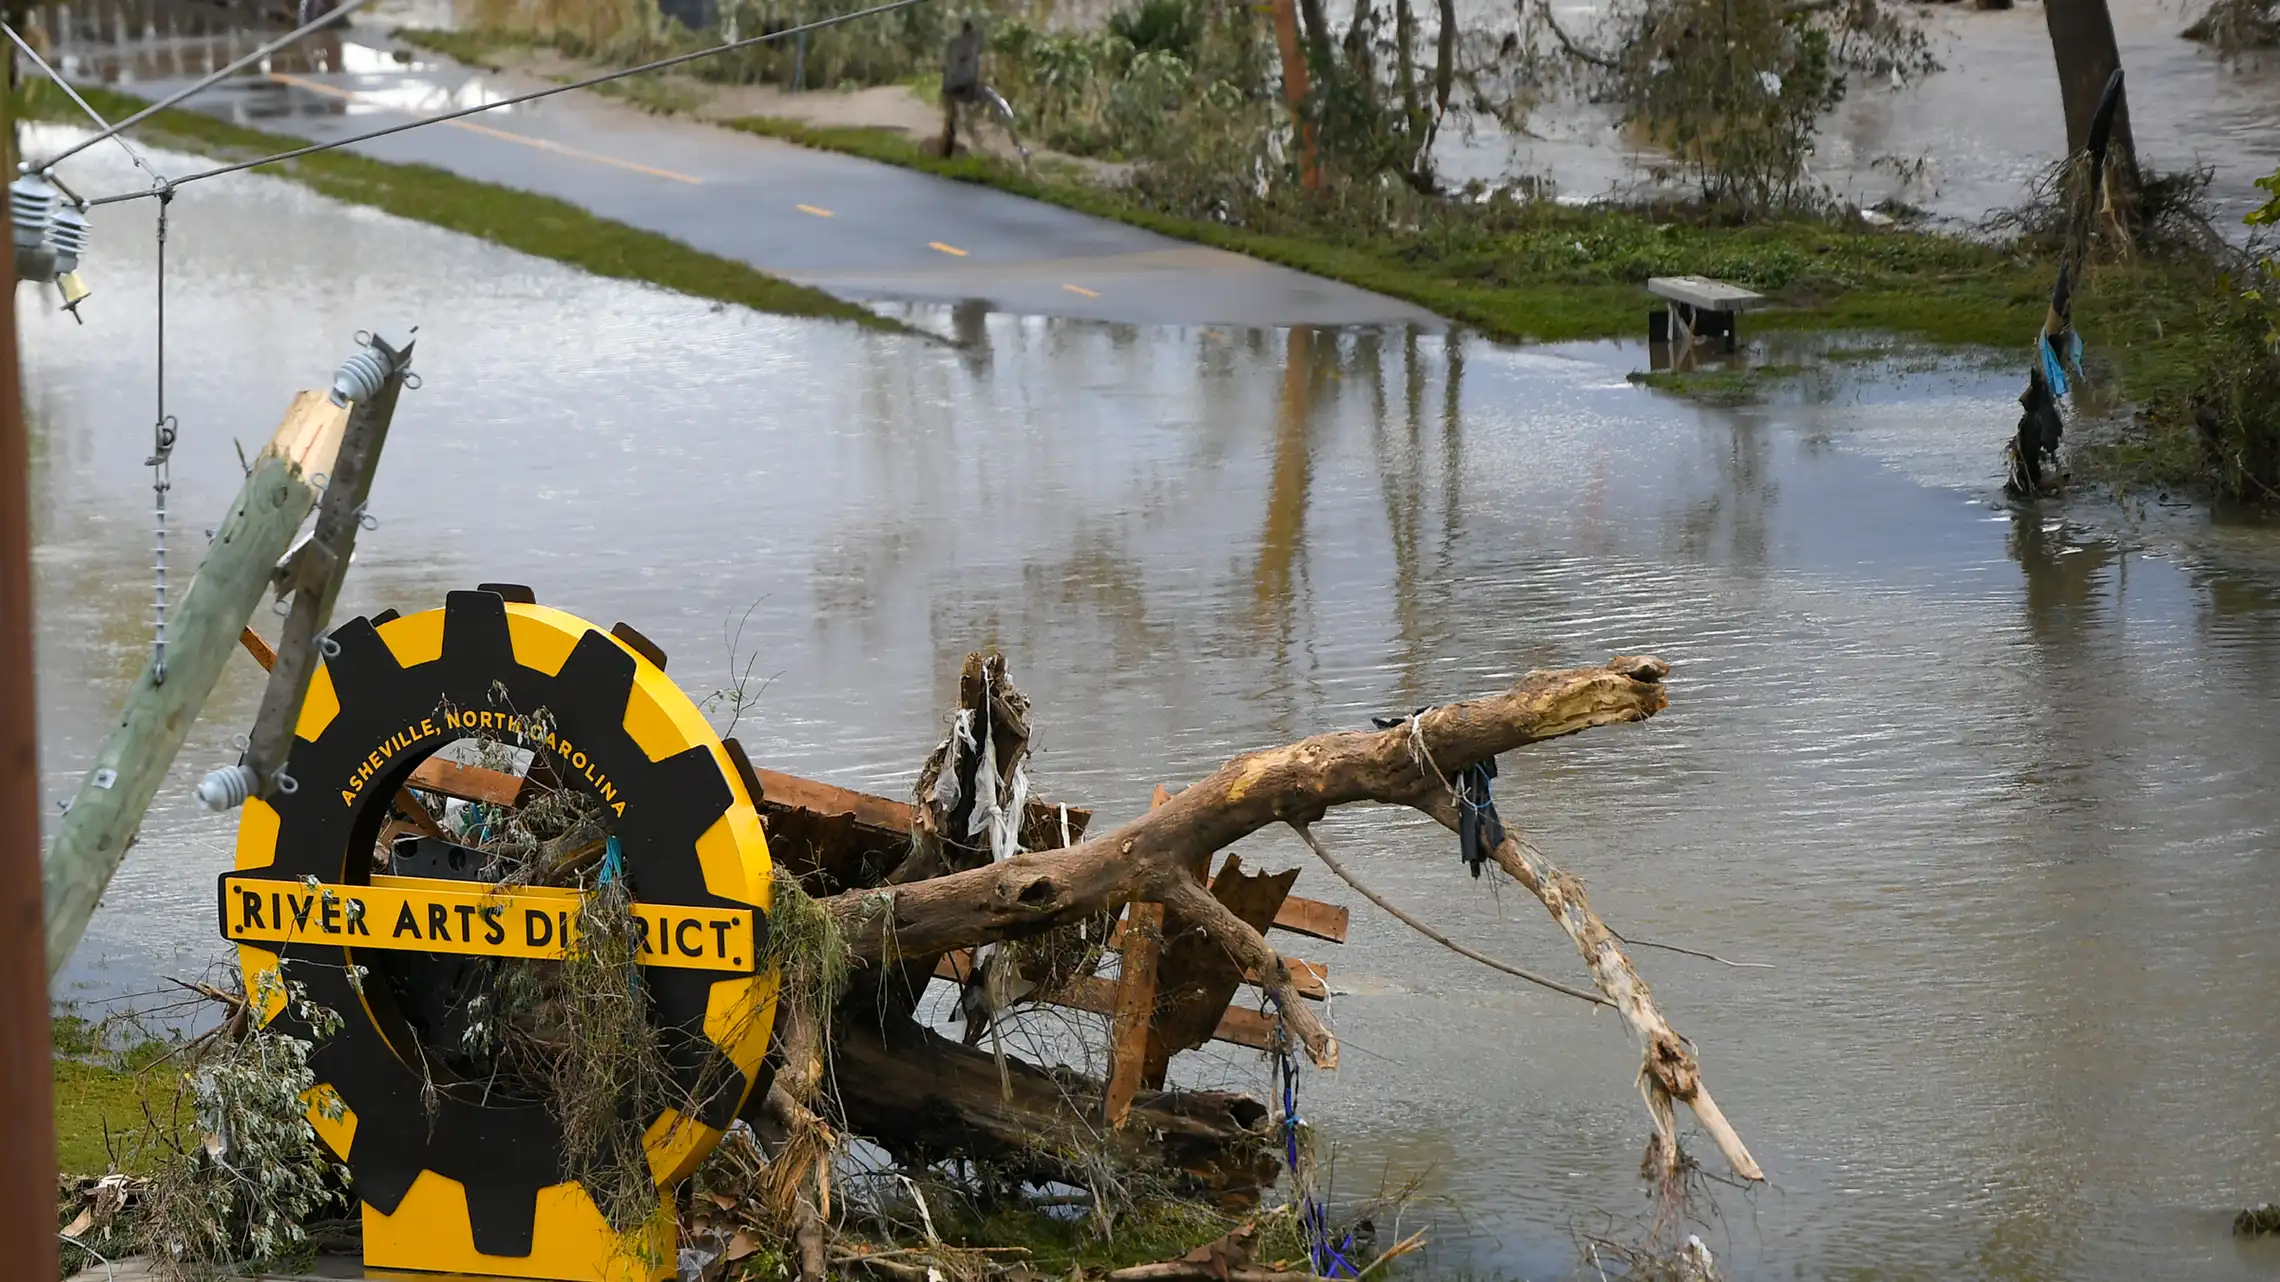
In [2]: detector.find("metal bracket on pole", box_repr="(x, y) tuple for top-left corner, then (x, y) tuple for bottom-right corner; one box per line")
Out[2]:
(238, 331), (415, 806)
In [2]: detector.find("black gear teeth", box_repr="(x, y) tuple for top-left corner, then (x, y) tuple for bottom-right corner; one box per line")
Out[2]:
(442, 589), (517, 686)
(230, 589), (770, 1261)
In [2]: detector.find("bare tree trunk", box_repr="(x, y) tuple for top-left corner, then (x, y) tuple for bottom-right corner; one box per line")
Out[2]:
(1432, 0), (1455, 119)
(2043, 0), (2139, 191)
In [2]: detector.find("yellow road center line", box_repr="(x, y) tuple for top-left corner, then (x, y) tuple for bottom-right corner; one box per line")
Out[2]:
(268, 74), (702, 184)
(1062, 283), (1099, 298)
(796, 203), (834, 217)
(929, 241), (969, 257)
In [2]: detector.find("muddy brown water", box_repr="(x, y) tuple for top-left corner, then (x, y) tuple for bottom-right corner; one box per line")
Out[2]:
(23, 133), (2280, 1279)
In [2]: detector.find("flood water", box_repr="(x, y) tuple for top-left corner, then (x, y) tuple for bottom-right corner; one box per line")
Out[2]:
(1494, 0), (2280, 227)
(24, 131), (2280, 1280)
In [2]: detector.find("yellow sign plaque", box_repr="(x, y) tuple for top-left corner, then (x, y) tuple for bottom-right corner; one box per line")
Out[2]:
(218, 873), (758, 972)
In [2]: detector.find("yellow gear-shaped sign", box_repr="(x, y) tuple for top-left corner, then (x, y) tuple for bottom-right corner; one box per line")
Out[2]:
(220, 588), (778, 1282)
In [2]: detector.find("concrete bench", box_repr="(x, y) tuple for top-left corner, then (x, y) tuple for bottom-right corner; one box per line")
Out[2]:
(1648, 275), (1767, 352)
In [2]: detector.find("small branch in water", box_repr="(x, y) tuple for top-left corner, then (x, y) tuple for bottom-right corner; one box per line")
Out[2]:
(1608, 929), (1775, 970)
(1288, 822), (1611, 1008)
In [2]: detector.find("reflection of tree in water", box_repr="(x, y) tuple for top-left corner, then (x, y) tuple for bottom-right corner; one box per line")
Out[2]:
(2192, 558), (2280, 694)
(924, 526), (1177, 685)
(2007, 510), (2119, 655)
(1670, 412), (1776, 571)
(1250, 327), (1323, 649)
(1370, 328), (1466, 708)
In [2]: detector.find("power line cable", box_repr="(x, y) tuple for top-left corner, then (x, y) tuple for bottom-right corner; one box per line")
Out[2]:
(1, 21), (168, 186)
(30, 0), (382, 174)
(83, 0), (931, 207)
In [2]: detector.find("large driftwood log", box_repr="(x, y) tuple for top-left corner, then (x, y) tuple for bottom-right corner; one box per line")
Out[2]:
(822, 656), (1670, 1073)
(831, 1015), (1279, 1200)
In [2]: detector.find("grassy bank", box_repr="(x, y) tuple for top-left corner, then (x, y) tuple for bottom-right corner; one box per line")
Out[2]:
(732, 116), (2070, 347)
(23, 83), (901, 333)
(52, 1014), (186, 1176)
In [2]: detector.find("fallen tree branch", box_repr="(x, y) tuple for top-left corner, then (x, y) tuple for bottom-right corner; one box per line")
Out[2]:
(1609, 929), (1774, 970)
(1159, 874), (1335, 1067)
(1288, 822), (1610, 1008)
(823, 656), (1669, 1003)
(1534, 0), (1622, 69)
(1411, 797), (1762, 1183)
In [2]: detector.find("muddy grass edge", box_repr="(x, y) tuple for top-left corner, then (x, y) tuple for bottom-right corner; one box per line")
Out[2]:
(25, 83), (911, 336)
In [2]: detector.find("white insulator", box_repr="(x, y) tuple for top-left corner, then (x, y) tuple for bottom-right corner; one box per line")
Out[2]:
(47, 203), (89, 274)
(330, 345), (391, 407)
(10, 175), (56, 252)
(195, 763), (260, 813)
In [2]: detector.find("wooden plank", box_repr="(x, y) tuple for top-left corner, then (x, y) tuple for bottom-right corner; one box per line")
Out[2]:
(406, 757), (526, 807)
(1103, 783), (1174, 1129)
(1210, 1004), (1277, 1053)
(1645, 275), (1767, 311)
(1103, 901), (1163, 1127)
(752, 767), (1091, 850)
(1143, 852), (1298, 1087)
(932, 949), (1327, 1001)
(1272, 895), (1348, 944)
(1022, 974), (1278, 1053)
(754, 768), (912, 833)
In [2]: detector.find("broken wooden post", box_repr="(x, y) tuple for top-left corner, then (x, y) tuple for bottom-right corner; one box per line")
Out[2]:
(236, 626), (448, 841)
(238, 333), (413, 805)
(41, 388), (348, 977)
(1104, 783), (1175, 1128)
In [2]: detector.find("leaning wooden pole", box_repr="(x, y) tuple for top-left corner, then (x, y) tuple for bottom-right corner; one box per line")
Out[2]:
(0, 88), (60, 1280)
(40, 388), (350, 977)
(238, 333), (412, 806)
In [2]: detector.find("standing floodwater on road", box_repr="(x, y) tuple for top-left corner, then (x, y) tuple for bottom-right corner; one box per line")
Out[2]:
(23, 132), (2280, 1280)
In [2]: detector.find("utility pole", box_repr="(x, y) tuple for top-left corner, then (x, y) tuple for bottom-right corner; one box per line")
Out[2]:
(42, 387), (350, 976)
(237, 333), (412, 805)
(0, 78), (61, 1282)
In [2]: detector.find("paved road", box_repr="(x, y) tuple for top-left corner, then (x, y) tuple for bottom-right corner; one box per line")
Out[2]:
(120, 40), (1440, 328)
